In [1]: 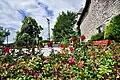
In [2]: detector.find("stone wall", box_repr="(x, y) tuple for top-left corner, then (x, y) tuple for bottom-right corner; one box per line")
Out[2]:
(80, 0), (120, 40)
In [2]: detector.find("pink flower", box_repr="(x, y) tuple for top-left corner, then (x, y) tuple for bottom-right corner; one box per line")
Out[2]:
(68, 56), (75, 65)
(79, 61), (85, 67)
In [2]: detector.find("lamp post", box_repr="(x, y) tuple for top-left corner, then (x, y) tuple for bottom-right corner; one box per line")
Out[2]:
(46, 18), (50, 41)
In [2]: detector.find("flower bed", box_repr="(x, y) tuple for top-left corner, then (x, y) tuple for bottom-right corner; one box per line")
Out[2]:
(0, 42), (120, 79)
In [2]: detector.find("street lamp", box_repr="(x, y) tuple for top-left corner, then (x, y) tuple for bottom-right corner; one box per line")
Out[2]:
(46, 18), (50, 41)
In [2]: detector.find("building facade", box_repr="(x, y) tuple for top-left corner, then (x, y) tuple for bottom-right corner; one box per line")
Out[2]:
(77, 0), (120, 40)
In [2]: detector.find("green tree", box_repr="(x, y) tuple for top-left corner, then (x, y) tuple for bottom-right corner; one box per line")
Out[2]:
(16, 16), (43, 47)
(52, 11), (77, 42)
(0, 28), (10, 44)
(104, 15), (120, 41)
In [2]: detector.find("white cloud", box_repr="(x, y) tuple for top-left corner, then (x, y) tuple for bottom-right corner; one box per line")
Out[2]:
(0, 0), (86, 43)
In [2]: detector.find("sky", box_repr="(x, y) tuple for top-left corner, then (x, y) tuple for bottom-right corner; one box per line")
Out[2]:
(0, 0), (86, 43)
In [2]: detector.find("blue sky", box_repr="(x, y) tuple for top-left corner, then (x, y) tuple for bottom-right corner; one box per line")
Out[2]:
(0, 0), (86, 43)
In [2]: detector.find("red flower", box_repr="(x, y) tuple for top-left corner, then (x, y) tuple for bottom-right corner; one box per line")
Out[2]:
(69, 73), (75, 78)
(68, 56), (75, 65)
(32, 71), (39, 78)
(70, 37), (76, 42)
(79, 61), (85, 67)
(60, 43), (65, 48)
(81, 35), (86, 41)
(69, 47), (73, 53)
(4, 46), (11, 55)
(22, 67), (29, 74)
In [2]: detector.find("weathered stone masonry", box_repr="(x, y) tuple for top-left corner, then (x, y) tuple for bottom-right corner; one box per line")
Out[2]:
(77, 0), (120, 40)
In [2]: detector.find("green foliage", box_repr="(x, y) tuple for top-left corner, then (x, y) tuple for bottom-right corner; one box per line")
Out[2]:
(40, 40), (49, 43)
(52, 11), (77, 42)
(0, 29), (10, 44)
(16, 76), (34, 80)
(0, 31), (5, 43)
(104, 15), (120, 41)
(16, 16), (43, 47)
(90, 32), (104, 41)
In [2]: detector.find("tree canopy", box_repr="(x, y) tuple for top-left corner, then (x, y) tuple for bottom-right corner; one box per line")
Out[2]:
(16, 16), (43, 47)
(52, 11), (77, 42)
(0, 28), (10, 44)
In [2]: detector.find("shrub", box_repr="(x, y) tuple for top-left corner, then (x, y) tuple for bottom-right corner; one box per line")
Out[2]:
(40, 40), (49, 43)
(104, 15), (120, 41)
(90, 32), (104, 41)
